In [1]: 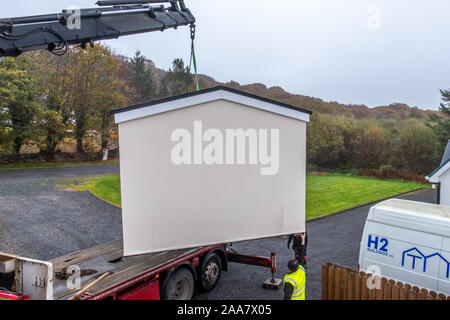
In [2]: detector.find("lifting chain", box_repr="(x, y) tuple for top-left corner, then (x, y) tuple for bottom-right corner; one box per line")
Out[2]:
(189, 23), (199, 91)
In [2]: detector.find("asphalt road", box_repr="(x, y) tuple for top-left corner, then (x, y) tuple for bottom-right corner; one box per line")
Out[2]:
(0, 164), (437, 300)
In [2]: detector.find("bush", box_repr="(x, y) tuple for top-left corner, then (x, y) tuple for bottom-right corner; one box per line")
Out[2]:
(356, 166), (429, 184)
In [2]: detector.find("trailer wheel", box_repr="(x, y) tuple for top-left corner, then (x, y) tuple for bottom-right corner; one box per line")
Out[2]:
(161, 268), (195, 300)
(199, 253), (222, 292)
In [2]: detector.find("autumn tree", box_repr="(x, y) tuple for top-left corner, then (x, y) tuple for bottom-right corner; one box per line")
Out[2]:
(307, 114), (347, 169)
(0, 56), (40, 154)
(392, 119), (440, 174)
(28, 51), (74, 154)
(89, 50), (127, 159)
(67, 45), (126, 153)
(352, 124), (388, 168)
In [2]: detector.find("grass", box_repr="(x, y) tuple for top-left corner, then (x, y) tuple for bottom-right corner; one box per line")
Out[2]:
(71, 173), (431, 219)
(70, 174), (122, 207)
(306, 173), (430, 219)
(0, 159), (119, 170)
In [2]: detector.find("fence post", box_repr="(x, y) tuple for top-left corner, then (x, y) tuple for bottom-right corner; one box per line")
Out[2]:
(391, 285), (400, 300)
(341, 269), (348, 300)
(327, 266), (335, 300)
(400, 287), (408, 300)
(375, 276), (383, 300)
(322, 264), (328, 300)
(407, 290), (416, 300)
(361, 275), (368, 300)
(416, 292), (425, 300)
(348, 271), (354, 300)
(366, 273), (375, 300)
(420, 288), (428, 297)
(334, 267), (341, 300)
(383, 280), (391, 300)
(354, 274), (361, 300)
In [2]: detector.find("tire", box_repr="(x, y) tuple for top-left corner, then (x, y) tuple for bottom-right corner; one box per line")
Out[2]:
(161, 268), (195, 300)
(199, 253), (222, 293)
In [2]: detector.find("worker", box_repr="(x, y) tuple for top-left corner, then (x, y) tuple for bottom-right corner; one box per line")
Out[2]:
(283, 259), (306, 300)
(287, 232), (307, 267)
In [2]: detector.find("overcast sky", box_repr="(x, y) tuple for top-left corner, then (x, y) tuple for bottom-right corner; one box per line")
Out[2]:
(3, 0), (450, 110)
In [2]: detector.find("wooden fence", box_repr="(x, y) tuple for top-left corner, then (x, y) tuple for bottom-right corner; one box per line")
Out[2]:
(322, 262), (450, 300)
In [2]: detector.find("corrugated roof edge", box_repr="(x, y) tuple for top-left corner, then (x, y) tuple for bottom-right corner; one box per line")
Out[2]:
(110, 85), (313, 116)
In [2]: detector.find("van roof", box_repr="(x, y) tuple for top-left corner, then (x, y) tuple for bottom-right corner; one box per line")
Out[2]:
(368, 199), (450, 237)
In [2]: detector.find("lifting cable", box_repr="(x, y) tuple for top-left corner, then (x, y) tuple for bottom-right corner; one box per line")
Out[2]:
(189, 23), (199, 91)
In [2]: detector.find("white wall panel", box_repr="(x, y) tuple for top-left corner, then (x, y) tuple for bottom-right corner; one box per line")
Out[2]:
(118, 100), (307, 255)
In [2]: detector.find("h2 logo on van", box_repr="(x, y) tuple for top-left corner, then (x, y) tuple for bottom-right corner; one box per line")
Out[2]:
(367, 234), (391, 257)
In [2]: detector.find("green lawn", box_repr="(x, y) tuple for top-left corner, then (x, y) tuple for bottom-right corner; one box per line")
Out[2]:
(306, 173), (430, 219)
(72, 174), (122, 207)
(0, 159), (119, 170)
(73, 173), (430, 219)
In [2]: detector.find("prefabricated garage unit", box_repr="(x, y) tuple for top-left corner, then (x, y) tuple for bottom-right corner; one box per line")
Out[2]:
(112, 86), (312, 256)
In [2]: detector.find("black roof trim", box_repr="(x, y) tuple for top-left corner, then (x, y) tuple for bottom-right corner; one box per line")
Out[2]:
(110, 85), (313, 116)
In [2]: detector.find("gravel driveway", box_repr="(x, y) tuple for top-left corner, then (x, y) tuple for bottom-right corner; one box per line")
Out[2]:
(0, 165), (436, 300)
(0, 164), (121, 260)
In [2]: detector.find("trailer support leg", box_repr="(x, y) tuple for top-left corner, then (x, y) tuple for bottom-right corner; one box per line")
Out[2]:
(227, 251), (283, 290)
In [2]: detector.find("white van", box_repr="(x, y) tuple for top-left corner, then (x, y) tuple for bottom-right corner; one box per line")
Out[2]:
(358, 199), (450, 294)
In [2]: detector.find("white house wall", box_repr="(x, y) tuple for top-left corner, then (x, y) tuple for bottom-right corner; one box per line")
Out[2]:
(118, 99), (307, 256)
(441, 169), (450, 207)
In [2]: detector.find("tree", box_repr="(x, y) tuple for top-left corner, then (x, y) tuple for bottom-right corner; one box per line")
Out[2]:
(352, 125), (388, 169)
(128, 50), (156, 103)
(67, 45), (126, 153)
(160, 58), (194, 97)
(307, 114), (347, 169)
(393, 120), (440, 174)
(89, 53), (127, 159)
(0, 56), (40, 154)
(29, 51), (73, 154)
(410, 106), (423, 119)
(428, 89), (450, 152)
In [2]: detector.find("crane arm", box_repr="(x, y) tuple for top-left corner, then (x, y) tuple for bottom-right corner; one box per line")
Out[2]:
(0, 0), (195, 58)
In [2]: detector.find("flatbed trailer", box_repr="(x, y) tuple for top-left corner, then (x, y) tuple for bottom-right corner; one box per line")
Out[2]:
(0, 239), (278, 300)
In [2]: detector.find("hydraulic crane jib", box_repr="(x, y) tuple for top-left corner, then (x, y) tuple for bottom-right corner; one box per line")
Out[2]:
(0, 0), (194, 58)
(96, 1), (181, 5)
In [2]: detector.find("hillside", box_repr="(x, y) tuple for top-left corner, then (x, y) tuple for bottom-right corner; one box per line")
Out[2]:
(140, 57), (437, 120)
(199, 75), (438, 120)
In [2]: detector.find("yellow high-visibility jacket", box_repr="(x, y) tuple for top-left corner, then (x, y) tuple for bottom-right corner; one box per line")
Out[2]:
(284, 266), (306, 300)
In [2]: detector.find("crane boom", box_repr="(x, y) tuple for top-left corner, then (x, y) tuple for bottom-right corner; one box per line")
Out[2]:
(0, 0), (195, 58)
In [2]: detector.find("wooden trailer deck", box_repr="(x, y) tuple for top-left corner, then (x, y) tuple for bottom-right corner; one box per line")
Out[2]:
(50, 240), (209, 300)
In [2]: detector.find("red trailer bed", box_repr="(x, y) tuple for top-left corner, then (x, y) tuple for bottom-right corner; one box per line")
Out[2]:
(51, 240), (222, 300)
